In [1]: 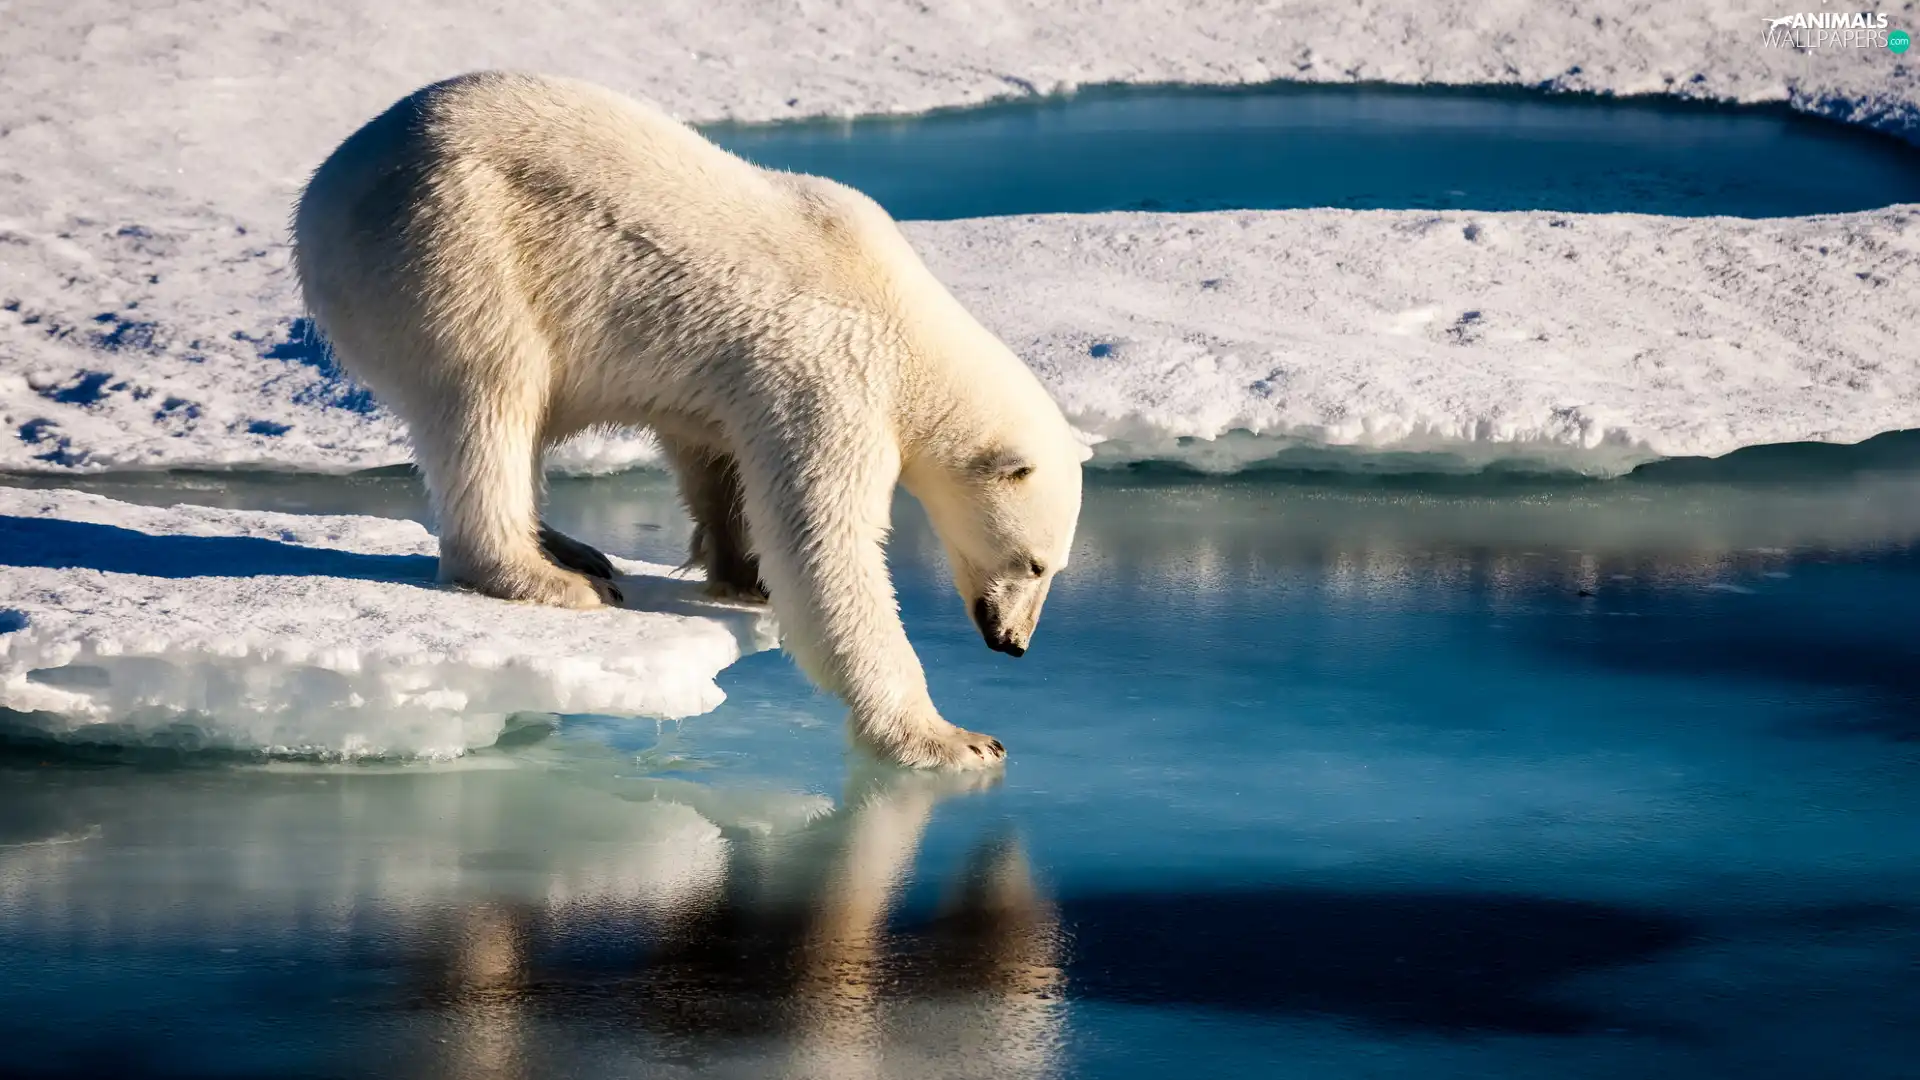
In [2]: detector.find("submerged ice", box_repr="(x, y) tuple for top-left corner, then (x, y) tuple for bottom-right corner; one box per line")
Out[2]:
(0, 488), (774, 758)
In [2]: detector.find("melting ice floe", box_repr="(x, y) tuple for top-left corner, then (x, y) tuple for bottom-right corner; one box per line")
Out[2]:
(0, 488), (775, 759)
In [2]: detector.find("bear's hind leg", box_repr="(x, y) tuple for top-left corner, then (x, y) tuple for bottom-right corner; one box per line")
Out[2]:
(664, 441), (768, 603)
(413, 388), (620, 610)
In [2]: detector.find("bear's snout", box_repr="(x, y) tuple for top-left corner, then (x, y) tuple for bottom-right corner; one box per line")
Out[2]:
(973, 596), (1029, 657)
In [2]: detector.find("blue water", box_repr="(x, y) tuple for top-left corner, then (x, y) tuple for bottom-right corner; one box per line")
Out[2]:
(705, 84), (1920, 220)
(4, 469), (1919, 1078)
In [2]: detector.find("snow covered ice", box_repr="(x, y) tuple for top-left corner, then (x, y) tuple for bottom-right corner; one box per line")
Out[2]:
(4, 0), (1918, 478)
(926, 207), (1920, 472)
(0, 488), (774, 758)
(8, 205), (1916, 478)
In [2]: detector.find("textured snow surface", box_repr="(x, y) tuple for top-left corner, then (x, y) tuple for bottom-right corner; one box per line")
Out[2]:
(3, 0), (1917, 476)
(924, 207), (1920, 472)
(0, 488), (775, 758)
(7, 205), (1912, 478)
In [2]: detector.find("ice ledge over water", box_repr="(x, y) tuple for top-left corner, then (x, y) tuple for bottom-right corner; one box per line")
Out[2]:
(0, 489), (775, 759)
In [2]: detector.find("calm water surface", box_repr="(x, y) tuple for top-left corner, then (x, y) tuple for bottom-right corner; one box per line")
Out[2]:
(3, 467), (1918, 1078)
(706, 84), (1920, 219)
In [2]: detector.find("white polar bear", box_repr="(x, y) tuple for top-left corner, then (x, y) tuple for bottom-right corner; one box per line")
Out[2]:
(293, 72), (1085, 769)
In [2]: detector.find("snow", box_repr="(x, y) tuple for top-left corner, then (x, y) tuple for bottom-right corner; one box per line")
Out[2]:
(0, 488), (776, 759)
(2, 0), (1918, 476)
(9, 205), (1912, 478)
(923, 206), (1920, 472)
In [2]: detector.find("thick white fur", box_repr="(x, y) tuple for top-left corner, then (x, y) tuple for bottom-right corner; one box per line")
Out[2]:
(293, 72), (1085, 769)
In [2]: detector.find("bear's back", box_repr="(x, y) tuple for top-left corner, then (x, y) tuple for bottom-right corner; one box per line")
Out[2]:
(299, 72), (918, 321)
(302, 74), (762, 246)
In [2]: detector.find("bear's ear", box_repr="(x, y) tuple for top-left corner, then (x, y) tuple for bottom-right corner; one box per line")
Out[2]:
(973, 448), (1035, 483)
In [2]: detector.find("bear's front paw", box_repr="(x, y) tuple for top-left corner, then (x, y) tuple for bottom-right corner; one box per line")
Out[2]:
(867, 721), (1007, 771)
(930, 727), (1007, 770)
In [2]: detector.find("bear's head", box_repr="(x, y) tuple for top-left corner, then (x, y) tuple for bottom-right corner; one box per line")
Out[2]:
(917, 436), (1086, 659)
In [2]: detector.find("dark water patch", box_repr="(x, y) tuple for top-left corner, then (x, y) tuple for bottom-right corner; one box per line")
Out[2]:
(1061, 886), (1694, 1034)
(707, 82), (1920, 220)
(1528, 546), (1920, 743)
(1782, 901), (1920, 934)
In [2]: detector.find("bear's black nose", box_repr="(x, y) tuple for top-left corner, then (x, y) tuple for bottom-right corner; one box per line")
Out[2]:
(974, 597), (1025, 656)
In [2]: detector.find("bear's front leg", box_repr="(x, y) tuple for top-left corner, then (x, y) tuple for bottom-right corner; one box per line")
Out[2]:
(731, 410), (1005, 770)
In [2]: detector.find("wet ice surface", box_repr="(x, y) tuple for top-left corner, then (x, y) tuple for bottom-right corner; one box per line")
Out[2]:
(3, 468), (1919, 1078)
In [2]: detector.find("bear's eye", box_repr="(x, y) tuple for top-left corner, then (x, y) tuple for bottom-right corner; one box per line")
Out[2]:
(1028, 559), (1046, 578)
(1007, 465), (1035, 482)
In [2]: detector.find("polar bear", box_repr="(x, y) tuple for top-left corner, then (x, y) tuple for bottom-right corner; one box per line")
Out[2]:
(293, 72), (1085, 769)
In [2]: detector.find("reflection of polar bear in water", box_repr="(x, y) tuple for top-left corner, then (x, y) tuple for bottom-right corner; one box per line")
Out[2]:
(421, 770), (1065, 1080)
(294, 72), (1086, 769)
(0, 760), (1059, 1079)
